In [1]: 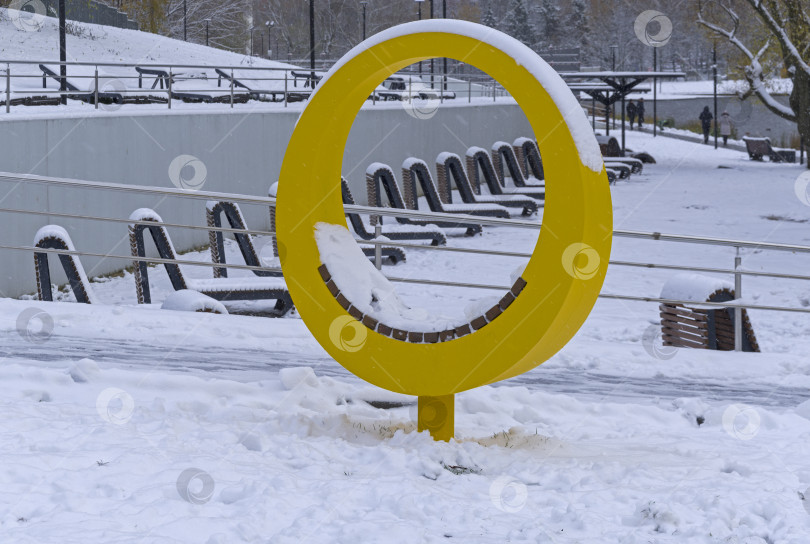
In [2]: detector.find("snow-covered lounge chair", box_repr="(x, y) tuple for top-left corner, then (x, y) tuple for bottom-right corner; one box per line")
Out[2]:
(39, 64), (124, 104)
(129, 208), (293, 316)
(365, 163), (483, 236)
(435, 152), (539, 216)
(135, 67), (249, 103)
(206, 200), (282, 279)
(659, 274), (759, 352)
(341, 178), (446, 247)
(265, 183), (406, 265)
(33, 225), (96, 304)
(512, 137), (545, 181)
(491, 141), (544, 191)
(465, 147), (545, 200)
(402, 158), (511, 220)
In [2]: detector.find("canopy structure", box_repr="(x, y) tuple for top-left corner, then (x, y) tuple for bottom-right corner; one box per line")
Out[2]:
(561, 71), (687, 152)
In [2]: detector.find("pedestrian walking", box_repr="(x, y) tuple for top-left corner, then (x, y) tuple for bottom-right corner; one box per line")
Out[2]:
(636, 98), (645, 127)
(699, 106), (713, 144)
(627, 100), (637, 130)
(719, 111), (733, 146)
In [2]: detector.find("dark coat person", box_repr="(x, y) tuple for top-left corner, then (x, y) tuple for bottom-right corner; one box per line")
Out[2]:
(699, 106), (713, 144)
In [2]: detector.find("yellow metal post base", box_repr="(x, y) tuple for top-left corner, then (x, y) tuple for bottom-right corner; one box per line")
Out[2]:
(418, 394), (455, 441)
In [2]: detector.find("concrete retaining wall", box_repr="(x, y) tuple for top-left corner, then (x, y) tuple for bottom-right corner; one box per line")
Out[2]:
(0, 100), (532, 298)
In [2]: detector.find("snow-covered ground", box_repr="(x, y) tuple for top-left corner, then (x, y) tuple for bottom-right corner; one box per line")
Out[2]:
(2, 129), (810, 542)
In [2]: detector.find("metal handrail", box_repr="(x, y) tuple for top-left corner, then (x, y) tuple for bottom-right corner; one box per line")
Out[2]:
(3, 171), (810, 253)
(7, 242), (810, 315)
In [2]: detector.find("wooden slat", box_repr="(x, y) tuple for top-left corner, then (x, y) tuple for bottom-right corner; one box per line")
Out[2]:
(662, 333), (708, 348)
(661, 321), (707, 337)
(662, 327), (707, 344)
(660, 304), (709, 321)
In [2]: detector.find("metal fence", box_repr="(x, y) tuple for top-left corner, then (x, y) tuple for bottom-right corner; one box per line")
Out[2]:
(2, 171), (809, 353)
(1, 59), (511, 113)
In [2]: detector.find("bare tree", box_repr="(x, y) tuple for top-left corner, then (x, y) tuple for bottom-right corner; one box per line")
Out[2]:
(698, 0), (810, 151)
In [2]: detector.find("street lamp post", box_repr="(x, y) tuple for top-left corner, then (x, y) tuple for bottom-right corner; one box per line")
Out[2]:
(183, 0), (187, 41)
(360, 1), (368, 41)
(429, 0), (434, 89)
(713, 40), (718, 149)
(610, 44), (618, 130)
(266, 21), (274, 58)
(205, 18), (210, 47)
(442, 0), (447, 91)
(58, 0), (66, 105)
(415, 0), (424, 77)
(309, 0), (316, 72)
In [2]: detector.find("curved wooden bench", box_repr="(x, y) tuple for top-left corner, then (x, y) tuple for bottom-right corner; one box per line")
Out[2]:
(660, 287), (759, 352)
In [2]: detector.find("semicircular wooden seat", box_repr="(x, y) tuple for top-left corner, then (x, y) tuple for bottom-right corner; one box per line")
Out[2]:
(659, 275), (759, 352)
(435, 152), (538, 216)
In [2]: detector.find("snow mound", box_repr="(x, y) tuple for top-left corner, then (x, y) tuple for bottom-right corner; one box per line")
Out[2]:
(660, 273), (734, 302)
(161, 289), (228, 315)
(314, 223), (460, 332)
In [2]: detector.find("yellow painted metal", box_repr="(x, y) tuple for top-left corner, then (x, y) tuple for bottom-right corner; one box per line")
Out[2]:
(417, 394), (455, 442)
(276, 23), (612, 439)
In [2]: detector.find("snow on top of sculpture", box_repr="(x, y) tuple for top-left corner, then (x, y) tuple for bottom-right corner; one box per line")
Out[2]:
(315, 19), (604, 174)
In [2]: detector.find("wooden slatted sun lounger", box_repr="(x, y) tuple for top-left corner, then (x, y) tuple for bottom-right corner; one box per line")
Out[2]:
(512, 137), (545, 181)
(266, 183), (407, 264)
(341, 178), (446, 246)
(33, 225), (96, 304)
(491, 141), (545, 190)
(39, 63), (123, 104)
(129, 208), (293, 316)
(465, 147), (545, 200)
(435, 152), (539, 216)
(402, 158), (511, 220)
(365, 163), (483, 236)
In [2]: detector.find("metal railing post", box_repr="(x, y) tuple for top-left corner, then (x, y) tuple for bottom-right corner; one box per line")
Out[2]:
(492, 78), (496, 102)
(5, 63), (10, 114)
(468, 78), (471, 103)
(734, 247), (743, 351)
(374, 224), (382, 271)
(168, 68), (172, 110)
(94, 67), (99, 109)
(230, 69), (234, 108)
(284, 70), (288, 107)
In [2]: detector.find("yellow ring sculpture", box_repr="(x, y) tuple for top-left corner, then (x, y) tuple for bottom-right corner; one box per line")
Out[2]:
(277, 21), (612, 440)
